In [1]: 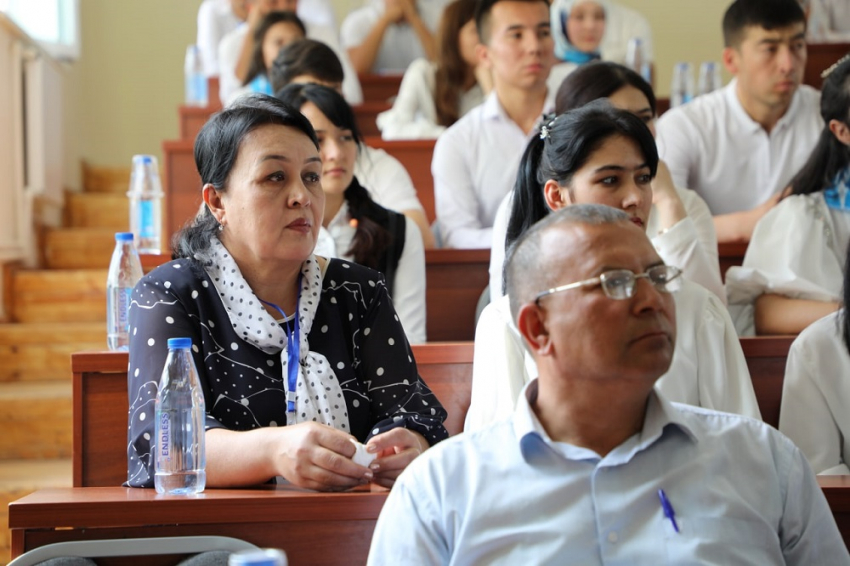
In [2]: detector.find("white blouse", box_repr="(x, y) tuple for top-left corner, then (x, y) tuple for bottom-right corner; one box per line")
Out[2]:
(726, 193), (850, 336)
(321, 201), (427, 344)
(488, 188), (724, 302)
(465, 281), (760, 432)
(377, 58), (485, 140)
(779, 310), (850, 475)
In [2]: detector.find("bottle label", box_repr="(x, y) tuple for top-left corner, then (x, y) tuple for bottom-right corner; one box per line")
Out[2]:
(107, 287), (133, 335)
(140, 200), (156, 239)
(159, 411), (171, 460)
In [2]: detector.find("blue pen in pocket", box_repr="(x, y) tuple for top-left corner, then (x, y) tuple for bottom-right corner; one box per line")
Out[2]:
(658, 488), (680, 534)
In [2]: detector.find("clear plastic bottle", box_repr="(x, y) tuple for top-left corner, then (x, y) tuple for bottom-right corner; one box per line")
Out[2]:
(625, 37), (652, 83)
(185, 45), (208, 107)
(106, 232), (143, 351)
(697, 61), (722, 96)
(670, 62), (695, 108)
(127, 155), (164, 254)
(155, 337), (206, 495)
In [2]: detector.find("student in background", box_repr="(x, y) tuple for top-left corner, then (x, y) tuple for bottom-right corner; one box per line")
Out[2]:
(806, 0), (850, 42)
(489, 62), (724, 303)
(270, 39), (435, 247)
(277, 83), (428, 344)
(726, 55), (850, 335)
(779, 240), (850, 475)
(218, 0), (363, 105)
(377, 0), (489, 140)
(550, 0), (605, 65)
(197, 0), (247, 77)
(341, 0), (451, 74)
(656, 0), (821, 244)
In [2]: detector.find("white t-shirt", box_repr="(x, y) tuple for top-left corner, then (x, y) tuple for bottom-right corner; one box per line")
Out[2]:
(218, 22), (364, 106)
(432, 89), (555, 249)
(356, 145), (425, 214)
(376, 58), (485, 140)
(464, 283), (760, 433)
(488, 188), (724, 303)
(726, 192), (850, 335)
(197, 0), (241, 77)
(656, 80), (822, 215)
(779, 310), (850, 475)
(321, 201), (427, 344)
(340, 0), (450, 73)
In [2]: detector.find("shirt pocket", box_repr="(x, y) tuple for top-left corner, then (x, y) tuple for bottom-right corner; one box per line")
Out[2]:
(663, 515), (783, 565)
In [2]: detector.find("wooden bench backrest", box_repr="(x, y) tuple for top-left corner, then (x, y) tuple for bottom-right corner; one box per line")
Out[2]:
(71, 343), (475, 488)
(740, 336), (794, 429)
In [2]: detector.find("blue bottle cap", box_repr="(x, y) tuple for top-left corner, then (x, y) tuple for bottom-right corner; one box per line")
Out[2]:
(167, 337), (193, 349)
(132, 154), (155, 166)
(115, 232), (134, 241)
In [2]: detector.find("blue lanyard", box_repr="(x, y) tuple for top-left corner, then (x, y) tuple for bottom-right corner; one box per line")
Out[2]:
(824, 168), (850, 211)
(259, 274), (301, 413)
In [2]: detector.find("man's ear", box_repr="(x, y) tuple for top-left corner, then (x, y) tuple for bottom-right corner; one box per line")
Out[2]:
(516, 302), (553, 356)
(722, 45), (739, 76)
(203, 183), (226, 226)
(544, 179), (571, 211)
(829, 119), (850, 147)
(476, 42), (492, 70)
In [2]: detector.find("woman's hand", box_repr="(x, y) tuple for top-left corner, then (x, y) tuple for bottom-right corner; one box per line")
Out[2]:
(272, 422), (373, 491)
(365, 428), (428, 488)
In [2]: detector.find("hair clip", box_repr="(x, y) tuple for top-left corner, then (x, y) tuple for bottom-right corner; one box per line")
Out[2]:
(538, 113), (558, 140)
(822, 52), (850, 79)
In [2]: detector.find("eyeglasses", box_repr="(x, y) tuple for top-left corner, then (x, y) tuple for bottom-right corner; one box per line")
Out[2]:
(534, 265), (683, 304)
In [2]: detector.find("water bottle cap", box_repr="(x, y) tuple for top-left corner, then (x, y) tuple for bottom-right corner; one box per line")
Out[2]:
(132, 155), (155, 166)
(115, 232), (134, 241)
(167, 337), (193, 350)
(228, 549), (287, 566)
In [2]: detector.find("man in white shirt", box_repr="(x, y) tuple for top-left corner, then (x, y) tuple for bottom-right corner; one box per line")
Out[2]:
(197, 0), (246, 77)
(217, 0), (363, 105)
(341, 0), (450, 74)
(656, 0), (821, 243)
(368, 204), (849, 565)
(431, 0), (556, 249)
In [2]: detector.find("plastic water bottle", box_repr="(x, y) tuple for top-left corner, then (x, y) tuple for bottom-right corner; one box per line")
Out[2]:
(229, 549), (288, 566)
(106, 232), (143, 351)
(625, 38), (652, 83)
(670, 62), (695, 108)
(127, 155), (164, 254)
(184, 45), (208, 106)
(698, 61), (722, 96)
(155, 337), (206, 495)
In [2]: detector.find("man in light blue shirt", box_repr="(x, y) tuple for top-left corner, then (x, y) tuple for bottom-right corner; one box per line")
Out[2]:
(367, 204), (849, 565)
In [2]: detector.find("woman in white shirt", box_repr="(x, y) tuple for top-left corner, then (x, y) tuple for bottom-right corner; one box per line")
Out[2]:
(466, 102), (757, 431)
(377, 0), (486, 140)
(490, 62), (723, 303)
(726, 55), (850, 336)
(278, 83), (427, 344)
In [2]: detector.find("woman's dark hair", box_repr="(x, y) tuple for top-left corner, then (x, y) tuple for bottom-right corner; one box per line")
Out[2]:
(786, 55), (850, 198)
(244, 11), (306, 86)
(843, 237), (850, 355)
(276, 83), (394, 270)
(269, 39), (345, 94)
(505, 100), (659, 251)
(555, 61), (657, 115)
(434, 0), (477, 127)
(174, 94), (319, 260)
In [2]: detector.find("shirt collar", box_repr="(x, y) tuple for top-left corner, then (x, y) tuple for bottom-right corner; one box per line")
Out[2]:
(726, 77), (805, 134)
(482, 89), (556, 125)
(513, 379), (698, 466)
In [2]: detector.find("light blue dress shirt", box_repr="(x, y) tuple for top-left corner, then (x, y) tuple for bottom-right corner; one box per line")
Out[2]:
(368, 380), (849, 565)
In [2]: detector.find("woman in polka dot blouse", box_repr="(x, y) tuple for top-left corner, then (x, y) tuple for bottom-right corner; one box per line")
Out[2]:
(126, 95), (448, 491)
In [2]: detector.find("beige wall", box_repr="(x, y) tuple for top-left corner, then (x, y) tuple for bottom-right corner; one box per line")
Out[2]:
(62, 0), (731, 190)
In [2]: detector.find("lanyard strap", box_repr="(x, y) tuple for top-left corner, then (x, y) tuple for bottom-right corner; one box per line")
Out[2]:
(259, 274), (302, 413)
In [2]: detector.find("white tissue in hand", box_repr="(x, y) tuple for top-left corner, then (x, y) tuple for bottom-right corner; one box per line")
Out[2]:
(351, 439), (377, 467)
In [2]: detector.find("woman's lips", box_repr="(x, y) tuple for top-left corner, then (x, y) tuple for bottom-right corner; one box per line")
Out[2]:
(630, 217), (645, 228)
(325, 168), (346, 177)
(287, 218), (312, 234)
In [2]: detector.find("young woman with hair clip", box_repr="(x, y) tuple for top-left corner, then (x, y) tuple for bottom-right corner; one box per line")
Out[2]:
(277, 83), (427, 343)
(228, 11), (306, 104)
(779, 240), (850, 475)
(488, 61), (723, 303)
(726, 55), (850, 336)
(465, 101), (758, 431)
(376, 0), (488, 139)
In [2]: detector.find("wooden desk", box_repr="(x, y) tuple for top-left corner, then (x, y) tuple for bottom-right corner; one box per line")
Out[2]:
(365, 137), (436, 223)
(161, 139), (202, 241)
(740, 335), (795, 429)
(358, 73), (403, 104)
(353, 102), (390, 138)
(719, 242), (748, 282)
(805, 43), (850, 88)
(820, 475), (850, 549)
(8, 486), (388, 565)
(178, 105), (219, 141)
(424, 248), (489, 342)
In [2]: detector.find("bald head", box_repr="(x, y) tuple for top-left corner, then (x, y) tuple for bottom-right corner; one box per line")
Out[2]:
(505, 204), (631, 321)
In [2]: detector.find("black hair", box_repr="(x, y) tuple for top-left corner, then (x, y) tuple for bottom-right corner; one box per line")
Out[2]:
(275, 83), (395, 270)
(843, 236), (850, 355)
(244, 11), (307, 86)
(174, 94), (319, 261)
(786, 55), (850, 198)
(555, 61), (657, 116)
(269, 38), (345, 93)
(474, 0), (548, 44)
(505, 100), (658, 253)
(722, 0), (805, 48)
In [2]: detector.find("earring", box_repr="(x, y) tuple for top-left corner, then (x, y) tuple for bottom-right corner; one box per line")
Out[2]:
(218, 224), (224, 232)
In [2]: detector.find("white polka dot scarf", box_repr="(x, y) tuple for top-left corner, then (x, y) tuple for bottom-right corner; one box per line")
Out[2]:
(205, 236), (351, 431)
